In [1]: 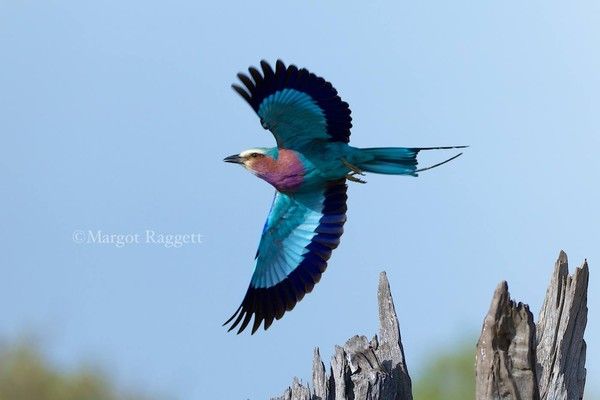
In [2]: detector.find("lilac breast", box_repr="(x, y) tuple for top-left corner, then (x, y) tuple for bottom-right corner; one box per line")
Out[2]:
(260, 150), (305, 192)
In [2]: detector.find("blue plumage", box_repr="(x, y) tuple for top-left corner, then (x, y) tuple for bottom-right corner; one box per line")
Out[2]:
(225, 180), (347, 334)
(356, 147), (419, 175)
(224, 60), (465, 334)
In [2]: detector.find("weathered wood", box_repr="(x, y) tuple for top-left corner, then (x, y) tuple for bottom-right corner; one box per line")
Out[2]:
(330, 344), (349, 400)
(272, 252), (589, 400)
(536, 251), (588, 400)
(475, 281), (539, 400)
(376, 271), (412, 400)
(271, 272), (412, 400)
(272, 377), (312, 400)
(312, 348), (328, 400)
(476, 251), (589, 400)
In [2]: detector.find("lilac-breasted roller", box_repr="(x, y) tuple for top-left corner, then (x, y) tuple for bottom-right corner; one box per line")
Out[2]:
(224, 60), (465, 334)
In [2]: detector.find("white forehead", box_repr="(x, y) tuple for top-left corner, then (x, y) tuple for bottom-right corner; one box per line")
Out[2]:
(240, 148), (268, 157)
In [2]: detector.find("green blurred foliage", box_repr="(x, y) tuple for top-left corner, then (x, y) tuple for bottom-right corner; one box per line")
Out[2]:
(0, 341), (156, 400)
(413, 341), (600, 400)
(414, 342), (475, 400)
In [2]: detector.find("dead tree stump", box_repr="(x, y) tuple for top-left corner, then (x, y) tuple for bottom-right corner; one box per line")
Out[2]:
(271, 272), (411, 400)
(476, 251), (589, 400)
(271, 251), (589, 400)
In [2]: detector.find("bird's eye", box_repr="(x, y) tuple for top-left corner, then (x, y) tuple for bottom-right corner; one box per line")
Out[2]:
(250, 153), (259, 158)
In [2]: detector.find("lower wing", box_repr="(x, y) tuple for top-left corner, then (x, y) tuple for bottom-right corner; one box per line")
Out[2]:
(224, 179), (348, 334)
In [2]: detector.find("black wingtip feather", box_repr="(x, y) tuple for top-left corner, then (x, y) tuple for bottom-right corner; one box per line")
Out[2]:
(231, 84), (251, 103)
(228, 307), (246, 332)
(275, 59), (286, 73)
(223, 307), (241, 329)
(264, 313), (275, 331)
(248, 66), (263, 85)
(236, 73), (254, 91)
(260, 60), (275, 79)
(251, 314), (263, 335)
(237, 310), (253, 334)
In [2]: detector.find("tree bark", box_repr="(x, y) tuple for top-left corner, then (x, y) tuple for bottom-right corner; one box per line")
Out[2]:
(271, 272), (412, 400)
(272, 251), (589, 400)
(535, 251), (588, 400)
(475, 281), (539, 400)
(475, 251), (588, 400)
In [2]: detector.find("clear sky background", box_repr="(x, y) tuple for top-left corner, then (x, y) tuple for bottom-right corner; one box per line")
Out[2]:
(1, 1), (598, 399)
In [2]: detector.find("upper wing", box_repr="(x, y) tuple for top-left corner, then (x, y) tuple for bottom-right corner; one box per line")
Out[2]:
(232, 60), (353, 149)
(224, 179), (348, 334)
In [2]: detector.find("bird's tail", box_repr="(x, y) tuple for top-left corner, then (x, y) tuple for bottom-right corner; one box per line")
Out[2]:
(356, 146), (467, 176)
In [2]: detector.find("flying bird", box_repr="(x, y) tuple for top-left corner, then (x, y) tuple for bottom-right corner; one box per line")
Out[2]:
(224, 60), (465, 334)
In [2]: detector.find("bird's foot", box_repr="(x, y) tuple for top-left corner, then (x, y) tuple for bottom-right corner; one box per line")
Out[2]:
(346, 173), (367, 184)
(341, 159), (365, 176)
(342, 159), (367, 183)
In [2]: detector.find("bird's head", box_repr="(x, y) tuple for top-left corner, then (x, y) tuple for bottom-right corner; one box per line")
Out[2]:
(223, 148), (274, 174)
(224, 147), (305, 192)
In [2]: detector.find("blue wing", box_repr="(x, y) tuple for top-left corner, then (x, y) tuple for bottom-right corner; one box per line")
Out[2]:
(232, 60), (353, 149)
(224, 179), (348, 334)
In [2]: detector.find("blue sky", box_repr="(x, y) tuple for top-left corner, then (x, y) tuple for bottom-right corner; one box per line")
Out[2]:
(1, 1), (598, 399)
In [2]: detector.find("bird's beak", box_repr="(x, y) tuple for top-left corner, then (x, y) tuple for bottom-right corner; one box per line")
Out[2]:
(223, 154), (244, 164)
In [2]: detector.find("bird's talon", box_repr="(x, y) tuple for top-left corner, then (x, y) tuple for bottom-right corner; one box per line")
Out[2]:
(346, 174), (366, 184)
(341, 158), (365, 175)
